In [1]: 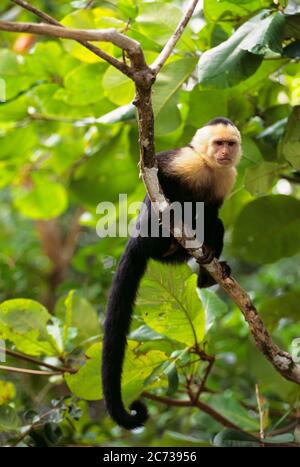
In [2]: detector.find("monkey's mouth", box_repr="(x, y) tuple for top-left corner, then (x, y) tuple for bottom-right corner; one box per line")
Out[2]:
(217, 157), (232, 165)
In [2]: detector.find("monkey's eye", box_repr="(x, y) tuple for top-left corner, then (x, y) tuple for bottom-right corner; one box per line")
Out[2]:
(215, 141), (223, 146)
(228, 141), (236, 147)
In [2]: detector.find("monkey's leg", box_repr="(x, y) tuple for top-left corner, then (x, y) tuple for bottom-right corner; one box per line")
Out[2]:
(197, 219), (231, 288)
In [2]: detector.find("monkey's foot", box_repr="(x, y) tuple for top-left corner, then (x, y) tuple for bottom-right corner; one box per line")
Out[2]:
(197, 245), (215, 265)
(219, 261), (231, 280)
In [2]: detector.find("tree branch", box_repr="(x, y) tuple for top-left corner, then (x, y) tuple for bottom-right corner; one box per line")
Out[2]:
(1, 346), (76, 374)
(0, 364), (61, 376)
(150, 0), (199, 75)
(10, 0), (133, 77)
(142, 391), (243, 431)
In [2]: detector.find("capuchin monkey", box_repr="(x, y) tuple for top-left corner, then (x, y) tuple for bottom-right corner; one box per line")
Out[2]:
(102, 117), (242, 430)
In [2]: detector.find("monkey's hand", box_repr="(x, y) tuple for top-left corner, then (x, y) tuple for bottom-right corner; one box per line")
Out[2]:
(197, 244), (216, 265)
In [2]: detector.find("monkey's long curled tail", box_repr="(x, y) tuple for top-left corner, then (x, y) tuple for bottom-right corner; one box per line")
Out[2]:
(101, 236), (149, 430)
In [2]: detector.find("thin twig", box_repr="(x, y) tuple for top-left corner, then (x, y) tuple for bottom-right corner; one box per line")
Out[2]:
(1, 347), (76, 373)
(150, 0), (199, 75)
(10, 0), (133, 77)
(142, 391), (243, 431)
(256, 384), (266, 440)
(0, 364), (61, 376)
(193, 355), (215, 403)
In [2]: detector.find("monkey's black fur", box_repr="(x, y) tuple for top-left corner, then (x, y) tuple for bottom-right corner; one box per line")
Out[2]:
(101, 142), (230, 429)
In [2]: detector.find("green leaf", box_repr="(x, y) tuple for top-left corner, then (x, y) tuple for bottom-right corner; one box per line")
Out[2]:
(239, 12), (285, 55)
(136, 262), (205, 346)
(204, 0), (271, 22)
(65, 343), (101, 400)
(165, 362), (179, 396)
(0, 405), (20, 432)
(198, 289), (228, 330)
(153, 57), (197, 117)
(13, 173), (68, 220)
(55, 291), (101, 348)
(57, 63), (107, 106)
(0, 126), (38, 162)
(155, 95), (181, 136)
(136, 2), (194, 50)
(213, 428), (260, 447)
(0, 381), (16, 405)
(122, 344), (167, 402)
(208, 393), (259, 430)
(244, 161), (281, 195)
(65, 342), (166, 402)
(0, 49), (36, 100)
(281, 106), (300, 170)
(284, 13), (300, 40)
(260, 289), (300, 330)
(198, 12), (284, 89)
(0, 299), (58, 356)
(283, 40), (300, 58)
(102, 66), (135, 106)
(24, 42), (79, 80)
(232, 195), (300, 264)
(187, 88), (228, 128)
(61, 9), (116, 63)
(71, 129), (138, 205)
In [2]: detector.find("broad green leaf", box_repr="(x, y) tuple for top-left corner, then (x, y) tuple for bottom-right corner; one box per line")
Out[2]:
(207, 393), (259, 430)
(31, 83), (104, 119)
(284, 13), (300, 39)
(213, 429), (260, 448)
(0, 381), (16, 405)
(70, 130), (138, 205)
(136, 2), (194, 50)
(204, 0), (271, 22)
(55, 291), (101, 347)
(240, 136), (263, 169)
(260, 290), (300, 330)
(136, 262), (205, 346)
(187, 88), (228, 128)
(281, 106), (300, 170)
(0, 49), (35, 100)
(239, 12), (285, 55)
(244, 161), (281, 195)
(57, 63), (107, 106)
(0, 126), (38, 162)
(65, 342), (166, 402)
(61, 9), (117, 63)
(198, 289), (228, 331)
(198, 12), (284, 88)
(232, 195), (300, 264)
(0, 94), (29, 123)
(153, 58), (197, 117)
(122, 344), (167, 402)
(24, 42), (79, 80)
(231, 58), (288, 94)
(0, 406), (20, 431)
(0, 299), (58, 356)
(283, 40), (300, 58)
(13, 173), (68, 220)
(102, 66), (135, 106)
(65, 343), (101, 400)
(155, 95), (181, 135)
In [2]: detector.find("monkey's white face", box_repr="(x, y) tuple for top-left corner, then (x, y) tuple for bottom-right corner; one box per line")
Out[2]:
(207, 136), (241, 168)
(191, 123), (242, 170)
